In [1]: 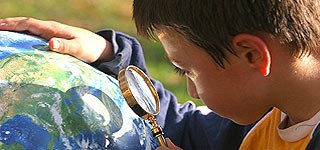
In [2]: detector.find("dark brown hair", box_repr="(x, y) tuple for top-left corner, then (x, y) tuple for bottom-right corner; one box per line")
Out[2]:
(133, 0), (320, 67)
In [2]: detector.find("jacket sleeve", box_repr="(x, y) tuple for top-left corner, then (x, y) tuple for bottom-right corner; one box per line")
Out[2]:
(92, 29), (252, 150)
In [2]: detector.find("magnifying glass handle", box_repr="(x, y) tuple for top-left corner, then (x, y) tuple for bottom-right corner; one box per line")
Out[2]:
(156, 134), (167, 147)
(152, 125), (167, 147)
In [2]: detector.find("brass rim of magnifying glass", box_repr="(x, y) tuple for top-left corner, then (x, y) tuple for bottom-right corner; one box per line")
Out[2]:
(118, 65), (160, 120)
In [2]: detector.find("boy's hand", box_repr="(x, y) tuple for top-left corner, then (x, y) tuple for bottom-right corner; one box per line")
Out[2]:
(0, 17), (113, 63)
(156, 138), (183, 150)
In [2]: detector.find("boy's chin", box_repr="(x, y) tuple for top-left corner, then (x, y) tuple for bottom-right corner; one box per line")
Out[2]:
(233, 120), (256, 125)
(230, 116), (262, 125)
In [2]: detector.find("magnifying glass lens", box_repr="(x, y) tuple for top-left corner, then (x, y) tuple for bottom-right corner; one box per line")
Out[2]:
(126, 69), (157, 114)
(119, 65), (167, 147)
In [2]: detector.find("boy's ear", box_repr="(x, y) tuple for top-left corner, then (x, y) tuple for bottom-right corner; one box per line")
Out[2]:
(232, 34), (271, 76)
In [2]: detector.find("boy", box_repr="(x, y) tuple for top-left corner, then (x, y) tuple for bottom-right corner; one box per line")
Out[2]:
(1, 0), (320, 149)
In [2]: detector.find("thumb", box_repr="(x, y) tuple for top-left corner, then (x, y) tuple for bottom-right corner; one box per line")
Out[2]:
(49, 38), (79, 55)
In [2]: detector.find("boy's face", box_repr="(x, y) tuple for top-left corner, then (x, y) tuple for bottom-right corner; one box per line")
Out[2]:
(157, 29), (271, 124)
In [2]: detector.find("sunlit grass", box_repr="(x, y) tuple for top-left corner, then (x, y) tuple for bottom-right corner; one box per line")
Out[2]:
(0, 0), (203, 106)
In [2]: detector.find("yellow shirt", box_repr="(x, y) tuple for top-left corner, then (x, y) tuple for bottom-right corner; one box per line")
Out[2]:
(240, 108), (320, 150)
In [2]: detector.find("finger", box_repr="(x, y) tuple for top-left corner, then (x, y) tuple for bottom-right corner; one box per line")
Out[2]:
(166, 138), (176, 148)
(165, 138), (183, 150)
(0, 17), (73, 40)
(0, 17), (45, 35)
(156, 146), (169, 150)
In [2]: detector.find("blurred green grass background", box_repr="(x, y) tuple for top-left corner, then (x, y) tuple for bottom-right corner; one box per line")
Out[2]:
(0, 0), (203, 106)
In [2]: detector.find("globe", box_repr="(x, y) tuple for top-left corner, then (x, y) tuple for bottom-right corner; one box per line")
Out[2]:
(0, 31), (158, 150)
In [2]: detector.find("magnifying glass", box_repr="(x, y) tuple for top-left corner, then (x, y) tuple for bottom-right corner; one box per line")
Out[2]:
(118, 65), (167, 147)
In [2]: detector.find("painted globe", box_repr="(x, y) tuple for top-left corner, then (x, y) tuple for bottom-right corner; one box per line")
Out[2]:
(0, 31), (158, 149)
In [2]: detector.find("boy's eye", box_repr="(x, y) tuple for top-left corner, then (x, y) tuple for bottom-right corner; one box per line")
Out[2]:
(174, 67), (187, 76)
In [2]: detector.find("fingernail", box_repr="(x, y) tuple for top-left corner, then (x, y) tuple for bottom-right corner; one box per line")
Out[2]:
(0, 23), (7, 26)
(52, 39), (60, 49)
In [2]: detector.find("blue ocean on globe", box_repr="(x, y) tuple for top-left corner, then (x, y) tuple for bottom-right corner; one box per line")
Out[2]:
(0, 31), (158, 149)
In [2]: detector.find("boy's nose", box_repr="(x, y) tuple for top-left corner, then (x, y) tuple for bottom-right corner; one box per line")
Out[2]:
(187, 78), (200, 99)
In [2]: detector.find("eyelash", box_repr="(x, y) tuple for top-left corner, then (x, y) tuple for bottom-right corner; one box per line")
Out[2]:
(174, 67), (187, 76)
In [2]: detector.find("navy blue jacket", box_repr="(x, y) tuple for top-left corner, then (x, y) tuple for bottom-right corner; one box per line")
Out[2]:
(93, 30), (320, 150)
